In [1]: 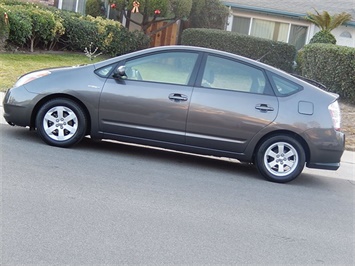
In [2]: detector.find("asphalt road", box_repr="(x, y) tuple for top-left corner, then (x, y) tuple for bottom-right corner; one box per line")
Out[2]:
(1, 123), (354, 264)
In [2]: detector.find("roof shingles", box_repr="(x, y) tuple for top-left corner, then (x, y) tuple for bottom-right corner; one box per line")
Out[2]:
(222, 0), (355, 21)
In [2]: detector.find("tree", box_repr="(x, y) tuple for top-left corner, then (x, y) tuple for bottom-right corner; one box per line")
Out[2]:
(189, 0), (229, 30)
(110, 0), (192, 34)
(306, 10), (352, 44)
(109, 0), (229, 35)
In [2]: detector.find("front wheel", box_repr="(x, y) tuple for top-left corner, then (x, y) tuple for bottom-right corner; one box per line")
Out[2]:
(255, 135), (306, 183)
(36, 98), (87, 147)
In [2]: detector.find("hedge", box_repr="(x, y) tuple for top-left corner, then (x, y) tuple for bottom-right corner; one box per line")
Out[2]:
(181, 28), (297, 72)
(299, 43), (355, 104)
(1, 1), (150, 56)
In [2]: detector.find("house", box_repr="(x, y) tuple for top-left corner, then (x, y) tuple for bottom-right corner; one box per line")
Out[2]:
(222, 0), (355, 49)
(28, 0), (355, 49)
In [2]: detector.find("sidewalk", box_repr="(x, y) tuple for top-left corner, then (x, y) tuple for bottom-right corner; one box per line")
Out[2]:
(0, 91), (354, 168)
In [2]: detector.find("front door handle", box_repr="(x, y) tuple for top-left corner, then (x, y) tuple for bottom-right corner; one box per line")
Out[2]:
(255, 104), (274, 112)
(169, 93), (188, 102)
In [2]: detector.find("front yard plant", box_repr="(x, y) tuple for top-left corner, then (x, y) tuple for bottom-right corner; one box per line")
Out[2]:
(0, 0), (149, 56)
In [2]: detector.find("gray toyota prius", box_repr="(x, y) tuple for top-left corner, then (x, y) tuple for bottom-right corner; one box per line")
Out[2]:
(3, 45), (345, 183)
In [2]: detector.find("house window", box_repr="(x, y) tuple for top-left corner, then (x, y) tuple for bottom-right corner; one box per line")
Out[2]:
(231, 15), (307, 49)
(232, 16), (251, 35)
(59, 0), (85, 14)
(340, 31), (352, 38)
(289, 25), (307, 50)
(250, 19), (289, 42)
(61, 0), (76, 11)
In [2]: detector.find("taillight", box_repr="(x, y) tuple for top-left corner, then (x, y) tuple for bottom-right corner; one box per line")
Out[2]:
(328, 101), (341, 131)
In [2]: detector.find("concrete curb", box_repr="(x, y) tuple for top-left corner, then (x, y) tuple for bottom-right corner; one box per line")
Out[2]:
(0, 91), (354, 164)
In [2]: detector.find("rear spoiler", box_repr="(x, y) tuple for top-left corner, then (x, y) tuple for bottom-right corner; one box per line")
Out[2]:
(291, 74), (328, 90)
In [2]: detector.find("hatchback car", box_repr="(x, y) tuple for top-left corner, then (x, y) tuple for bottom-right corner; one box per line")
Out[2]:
(3, 45), (345, 183)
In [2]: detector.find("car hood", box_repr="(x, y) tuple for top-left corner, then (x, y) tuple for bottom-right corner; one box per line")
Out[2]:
(22, 64), (101, 95)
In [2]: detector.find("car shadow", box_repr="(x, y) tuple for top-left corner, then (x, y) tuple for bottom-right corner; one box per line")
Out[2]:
(3, 126), (346, 187)
(75, 137), (262, 182)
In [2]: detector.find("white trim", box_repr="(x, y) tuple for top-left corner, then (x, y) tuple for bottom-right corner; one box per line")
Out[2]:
(75, 0), (79, 12)
(286, 22), (291, 43)
(248, 17), (252, 35)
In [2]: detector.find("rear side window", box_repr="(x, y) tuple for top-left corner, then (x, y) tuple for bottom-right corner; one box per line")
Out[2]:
(270, 74), (302, 96)
(200, 55), (268, 94)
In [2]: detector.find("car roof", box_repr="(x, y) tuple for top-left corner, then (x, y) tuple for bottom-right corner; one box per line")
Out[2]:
(94, 45), (278, 71)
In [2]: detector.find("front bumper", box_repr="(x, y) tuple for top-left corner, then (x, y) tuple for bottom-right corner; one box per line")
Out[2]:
(2, 86), (38, 127)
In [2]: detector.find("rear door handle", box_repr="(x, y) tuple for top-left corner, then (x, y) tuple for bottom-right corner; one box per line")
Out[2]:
(255, 104), (274, 112)
(169, 93), (188, 102)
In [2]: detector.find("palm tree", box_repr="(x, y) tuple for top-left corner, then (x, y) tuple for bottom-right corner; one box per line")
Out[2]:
(306, 10), (352, 44)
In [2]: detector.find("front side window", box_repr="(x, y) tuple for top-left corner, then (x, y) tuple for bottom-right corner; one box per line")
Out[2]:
(201, 55), (267, 94)
(124, 52), (199, 85)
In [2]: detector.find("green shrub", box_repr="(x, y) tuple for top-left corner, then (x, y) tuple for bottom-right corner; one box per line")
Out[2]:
(6, 6), (32, 47)
(58, 12), (149, 56)
(309, 31), (336, 44)
(27, 8), (58, 51)
(5, 5), (61, 51)
(58, 11), (99, 51)
(301, 43), (355, 104)
(181, 28), (296, 72)
(294, 48), (304, 75)
(112, 28), (150, 55)
(84, 15), (150, 56)
(0, 0), (32, 5)
(85, 0), (105, 17)
(2, 2), (149, 56)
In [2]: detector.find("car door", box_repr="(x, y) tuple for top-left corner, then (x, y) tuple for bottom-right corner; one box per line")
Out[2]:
(186, 54), (279, 154)
(99, 51), (201, 144)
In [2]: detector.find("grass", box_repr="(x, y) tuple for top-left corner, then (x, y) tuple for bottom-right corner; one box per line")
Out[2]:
(0, 52), (105, 91)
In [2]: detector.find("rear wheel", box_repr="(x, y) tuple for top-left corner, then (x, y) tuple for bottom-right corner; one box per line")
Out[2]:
(255, 135), (305, 183)
(36, 98), (87, 147)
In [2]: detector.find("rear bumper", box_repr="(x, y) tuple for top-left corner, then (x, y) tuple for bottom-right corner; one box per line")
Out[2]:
(304, 130), (345, 171)
(306, 162), (340, 170)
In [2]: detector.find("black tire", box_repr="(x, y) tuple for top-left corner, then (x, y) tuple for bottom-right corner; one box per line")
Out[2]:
(36, 98), (87, 147)
(255, 135), (306, 183)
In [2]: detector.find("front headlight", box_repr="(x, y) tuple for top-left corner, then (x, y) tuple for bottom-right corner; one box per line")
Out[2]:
(14, 70), (51, 88)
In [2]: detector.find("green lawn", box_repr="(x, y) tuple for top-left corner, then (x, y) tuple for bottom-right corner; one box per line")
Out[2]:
(0, 53), (105, 91)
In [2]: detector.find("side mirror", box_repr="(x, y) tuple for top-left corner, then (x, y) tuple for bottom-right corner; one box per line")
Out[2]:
(113, 65), (127, 79)
(117, 66), (126, 76)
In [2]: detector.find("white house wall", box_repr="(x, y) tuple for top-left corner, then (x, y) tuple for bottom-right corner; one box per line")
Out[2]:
(328, 26), (355, 47)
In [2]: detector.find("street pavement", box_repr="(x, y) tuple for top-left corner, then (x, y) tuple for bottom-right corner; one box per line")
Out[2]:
(0, 91), (353, 181)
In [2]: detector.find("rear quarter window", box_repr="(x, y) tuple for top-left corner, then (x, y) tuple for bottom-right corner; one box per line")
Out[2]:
(269, 74), (303, 96)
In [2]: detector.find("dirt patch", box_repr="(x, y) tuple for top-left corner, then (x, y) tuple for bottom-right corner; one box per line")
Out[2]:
(340, 101), (355, 151)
